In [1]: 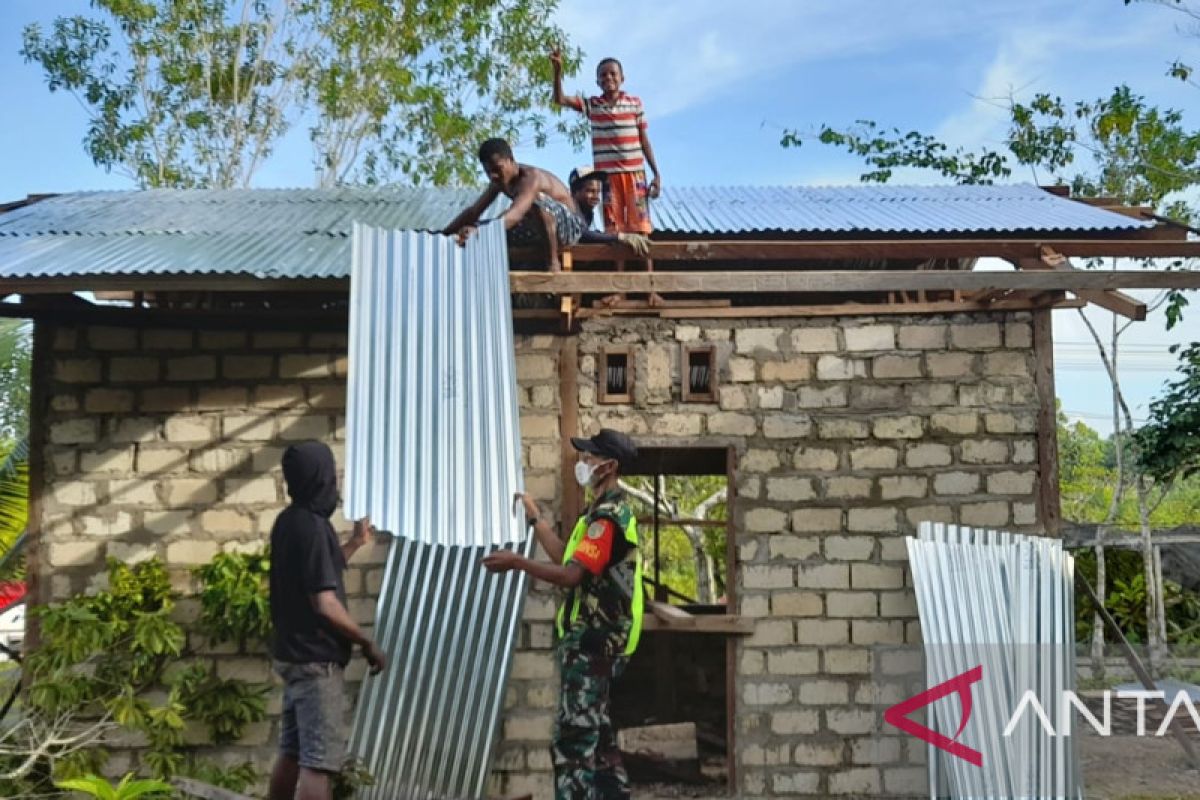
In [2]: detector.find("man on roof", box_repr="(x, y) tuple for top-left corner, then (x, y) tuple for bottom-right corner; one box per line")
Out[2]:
(443, 138), (582, 272)
(568, 166), (650, 255)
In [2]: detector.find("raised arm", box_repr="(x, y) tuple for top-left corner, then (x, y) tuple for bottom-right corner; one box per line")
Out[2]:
(550, 50), (584, 112)
(442, 184), (501, 235)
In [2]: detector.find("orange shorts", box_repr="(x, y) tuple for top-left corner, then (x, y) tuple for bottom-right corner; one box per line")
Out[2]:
(603, 170), (652, 234)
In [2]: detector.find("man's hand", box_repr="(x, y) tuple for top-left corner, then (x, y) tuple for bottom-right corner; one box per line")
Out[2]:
(649, 174), (662, 199)
(482, 549), (524, 574)
(618, 233), (652, 257)
(513, 492), (540, 522)
(549, 49), (563, 75)
(363, 641), (387, 675)
(350, 517), (373, 549)
(454, 225), (477, 247)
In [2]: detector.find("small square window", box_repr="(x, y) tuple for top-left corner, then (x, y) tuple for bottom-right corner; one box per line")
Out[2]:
(599, 346), (633, 404)
(682, 345), (717, 402)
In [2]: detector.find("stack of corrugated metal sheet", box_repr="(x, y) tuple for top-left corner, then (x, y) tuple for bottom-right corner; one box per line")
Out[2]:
(344, 223), (532, 799)
(908, 522), (1081, 799)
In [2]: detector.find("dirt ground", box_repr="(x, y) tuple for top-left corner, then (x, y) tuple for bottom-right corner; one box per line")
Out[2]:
(629, 729), (1200, 799)
(1080, 726), (1200, 799)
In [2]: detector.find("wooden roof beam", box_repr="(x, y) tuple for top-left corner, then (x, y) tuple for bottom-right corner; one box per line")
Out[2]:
(509, 269), (1200, 295)
(1013, 248), (1148, 321)
(561, 238), (1200, 263)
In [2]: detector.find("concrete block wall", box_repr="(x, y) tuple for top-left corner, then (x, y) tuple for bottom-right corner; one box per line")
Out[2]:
(36, 311), (1043, 797)
(570, 313), (1041, 797)
(37, 324), (563, 789)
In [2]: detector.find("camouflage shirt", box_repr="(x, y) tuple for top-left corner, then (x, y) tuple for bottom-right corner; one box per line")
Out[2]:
(561, 488), (639, 655)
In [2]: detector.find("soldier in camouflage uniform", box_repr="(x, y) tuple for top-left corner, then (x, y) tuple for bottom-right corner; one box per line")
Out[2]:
(483, 428), (643, 800)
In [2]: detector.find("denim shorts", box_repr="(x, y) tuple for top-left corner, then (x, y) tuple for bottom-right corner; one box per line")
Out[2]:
(276, 661), (347, 772)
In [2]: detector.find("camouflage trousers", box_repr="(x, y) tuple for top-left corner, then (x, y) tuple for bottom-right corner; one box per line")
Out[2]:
(551, 627), (630, 800)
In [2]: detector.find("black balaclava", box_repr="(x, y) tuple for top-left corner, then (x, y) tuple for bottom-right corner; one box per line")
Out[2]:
(281, 441), (339, 519)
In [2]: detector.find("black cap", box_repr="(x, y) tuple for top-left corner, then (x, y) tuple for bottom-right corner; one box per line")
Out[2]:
(571, 428), (638, 468)
(569, 165), (608, 191)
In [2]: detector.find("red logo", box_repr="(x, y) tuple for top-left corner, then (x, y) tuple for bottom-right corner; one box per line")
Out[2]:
(884, 664), (983, 767)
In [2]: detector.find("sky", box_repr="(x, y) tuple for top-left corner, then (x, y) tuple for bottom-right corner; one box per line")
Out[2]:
(1, 0), (1198, 434)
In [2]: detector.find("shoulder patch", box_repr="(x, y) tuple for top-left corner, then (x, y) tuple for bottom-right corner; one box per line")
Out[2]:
(587, 520), (607, 540)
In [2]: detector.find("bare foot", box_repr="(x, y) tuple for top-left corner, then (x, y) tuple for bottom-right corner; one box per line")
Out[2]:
(596, 293), (625, 309)
(647, 292), (665, 308)
(547, 258), (562, 273)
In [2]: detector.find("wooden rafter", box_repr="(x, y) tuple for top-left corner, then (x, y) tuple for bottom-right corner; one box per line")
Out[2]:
(1013, 248), (1148, 320)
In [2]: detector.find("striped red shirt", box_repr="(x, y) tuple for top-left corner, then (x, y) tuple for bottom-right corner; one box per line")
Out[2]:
(567, 93), (647, 173)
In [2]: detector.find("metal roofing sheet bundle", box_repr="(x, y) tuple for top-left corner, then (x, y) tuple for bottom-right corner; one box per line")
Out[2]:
(344, 222), (531, 798)
(0, 184), (1151, 280)
(907, 522), (1081, 799)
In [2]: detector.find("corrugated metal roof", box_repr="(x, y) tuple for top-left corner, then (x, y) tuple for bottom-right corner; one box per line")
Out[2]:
(0, 184), (1151, 281)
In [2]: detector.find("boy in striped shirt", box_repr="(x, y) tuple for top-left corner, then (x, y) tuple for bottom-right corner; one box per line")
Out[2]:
(551, 52), (661, 236)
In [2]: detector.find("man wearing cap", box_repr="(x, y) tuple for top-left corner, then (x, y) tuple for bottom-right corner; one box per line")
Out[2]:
(483, 428), (644, 800)
(569, 166), (651, 255)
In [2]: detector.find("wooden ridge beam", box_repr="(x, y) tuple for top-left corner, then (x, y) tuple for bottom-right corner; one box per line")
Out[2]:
(510, 269), (1200, 294)
(564, 238), (1200, 262)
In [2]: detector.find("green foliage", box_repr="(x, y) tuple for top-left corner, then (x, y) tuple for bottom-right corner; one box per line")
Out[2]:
(21, 0), (584, 188)
(0, 438), (28, 581)
(55, 773), (172, 800)
(1076, 550), (1200, 644)
(193, 549), (271, 645)
(1135, 343), (1200, 483)
(0, 321), (31, 440)
(332, 757), (375, 800)
(11, 551), (274, 796)
(623, 475), (727, 603)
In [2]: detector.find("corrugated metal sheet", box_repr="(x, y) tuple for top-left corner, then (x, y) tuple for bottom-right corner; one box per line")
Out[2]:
(908, 522), (1080, 799)
(344, 223), (531, 798)
(0, 184), (1151, 281)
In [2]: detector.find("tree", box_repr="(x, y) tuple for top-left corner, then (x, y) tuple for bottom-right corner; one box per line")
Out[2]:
(785, 7), (1200, 666)
(0, 321), (31, 442)
(620, 476), (728, 604)
(21, 0), (584, 188)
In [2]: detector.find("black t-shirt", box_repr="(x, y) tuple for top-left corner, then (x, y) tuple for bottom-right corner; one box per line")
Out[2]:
(269, 505), (352, 666)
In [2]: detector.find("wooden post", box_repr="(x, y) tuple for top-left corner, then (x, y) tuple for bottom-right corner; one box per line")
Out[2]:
(23, 320), (51, 664)
(558, 337), (582, 530)
(1032, 309), (1062, 535)
(724, 446), (739, 794)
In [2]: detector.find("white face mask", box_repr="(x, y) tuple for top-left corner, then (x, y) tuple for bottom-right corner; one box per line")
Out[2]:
(574, 460), (595, 487)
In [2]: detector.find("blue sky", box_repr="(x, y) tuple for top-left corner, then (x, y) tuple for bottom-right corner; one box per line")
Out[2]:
(1, 0), (1197, 433)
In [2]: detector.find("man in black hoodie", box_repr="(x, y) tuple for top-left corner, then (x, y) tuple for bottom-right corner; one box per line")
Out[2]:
(268, 441), (386, 800)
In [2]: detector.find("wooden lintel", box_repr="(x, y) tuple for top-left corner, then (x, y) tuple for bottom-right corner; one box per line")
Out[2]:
(510, 269), (1200, 295)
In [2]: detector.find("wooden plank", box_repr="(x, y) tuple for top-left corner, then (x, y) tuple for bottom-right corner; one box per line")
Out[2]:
(510, 269), (1200, 294)
(641, 614), (754, 634)
(648, 600), (696, 628)
(1033, 308), (1062, 536)
(652, 297), (1085, 319)
(563, 238), (1200, 263)
(725, 445), (739, 792)
(22, 320), (50, 679)
(1062, 523), (1200, 548)
(1019, 255), (1147, 320)
(559, 338), (582, 533)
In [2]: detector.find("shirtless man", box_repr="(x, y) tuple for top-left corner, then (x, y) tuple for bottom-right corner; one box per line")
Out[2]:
(443, 138), (583, 272)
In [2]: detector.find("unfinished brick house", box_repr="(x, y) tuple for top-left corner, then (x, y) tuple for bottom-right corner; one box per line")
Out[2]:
(1, 184), (1197, 797)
